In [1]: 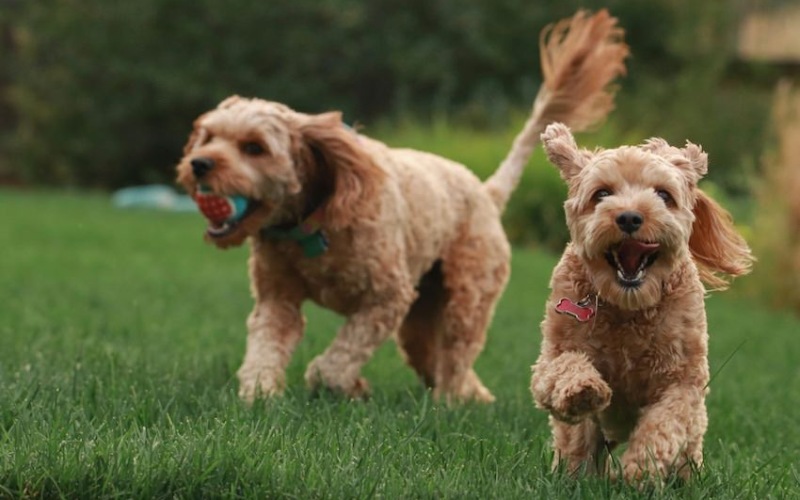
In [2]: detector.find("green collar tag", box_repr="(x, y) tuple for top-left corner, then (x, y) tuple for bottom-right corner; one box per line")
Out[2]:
(260, 208), (328, 258)
(297, 231), (328, 258)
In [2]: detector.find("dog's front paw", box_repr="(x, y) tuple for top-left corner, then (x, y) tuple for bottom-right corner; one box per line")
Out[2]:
(433, 369), (495, 404)
(304, 356), (371, 399)
(551, 375), (611, 423)
(237, 369), (285, 404)
(619, 460), (668, 489)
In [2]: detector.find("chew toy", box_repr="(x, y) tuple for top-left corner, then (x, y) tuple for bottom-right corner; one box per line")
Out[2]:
(194, 186), (249, 225)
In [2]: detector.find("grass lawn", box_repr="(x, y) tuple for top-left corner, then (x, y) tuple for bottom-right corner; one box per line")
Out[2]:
(1, 190), (798, 498)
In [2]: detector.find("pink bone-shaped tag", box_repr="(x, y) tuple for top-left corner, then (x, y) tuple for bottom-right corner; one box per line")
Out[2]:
(555, 297), (596, 322)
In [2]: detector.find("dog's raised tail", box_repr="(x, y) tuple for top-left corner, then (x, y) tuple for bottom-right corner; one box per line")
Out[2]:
(485, 9), (629, 210)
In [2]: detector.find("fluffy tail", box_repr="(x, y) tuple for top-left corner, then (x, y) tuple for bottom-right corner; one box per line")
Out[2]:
(485, 9), (629, 210)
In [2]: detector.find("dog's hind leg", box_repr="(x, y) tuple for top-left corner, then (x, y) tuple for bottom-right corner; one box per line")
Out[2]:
(432, 223), (511, 403)
(396, 261), (448, 388)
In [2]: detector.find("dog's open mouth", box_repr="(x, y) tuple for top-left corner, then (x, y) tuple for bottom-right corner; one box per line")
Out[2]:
(605, 239), (660, 288)
(193, 188), (260, 238)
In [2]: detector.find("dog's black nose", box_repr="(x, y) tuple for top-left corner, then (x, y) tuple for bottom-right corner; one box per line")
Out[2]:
(616, 211), (644, 234)
(190, 157), (215, 179)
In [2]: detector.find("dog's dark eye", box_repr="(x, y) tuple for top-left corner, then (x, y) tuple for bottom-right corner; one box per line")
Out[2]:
(593, 189), (612, 202)
(656, 189), (673, 204)
(240, 141), (265, 156)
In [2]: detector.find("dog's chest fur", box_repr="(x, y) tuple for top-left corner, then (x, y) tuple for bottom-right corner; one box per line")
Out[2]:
(253, 225), (424, 316)
(255, 242), (384, 315)
(545, 253), (710, 435)
(585, 304), (696, 402)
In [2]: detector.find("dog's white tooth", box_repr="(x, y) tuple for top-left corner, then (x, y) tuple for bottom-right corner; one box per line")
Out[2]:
(208, 222), (231, 236)
(617, 270), (625, 281)
(635, 269), (645, 281)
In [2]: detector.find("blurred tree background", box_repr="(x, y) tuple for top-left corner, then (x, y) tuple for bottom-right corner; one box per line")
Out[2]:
(0, 0), (781, 188)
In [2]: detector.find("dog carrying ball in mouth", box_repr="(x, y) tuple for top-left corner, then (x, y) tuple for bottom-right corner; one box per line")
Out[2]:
(193, 186), (251, 236)
(530, 123), (754, 483)
(175, 10), (630, 404)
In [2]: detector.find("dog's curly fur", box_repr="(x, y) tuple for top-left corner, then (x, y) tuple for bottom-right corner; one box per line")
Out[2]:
(177, 97), (513, 402)
(531, 123), (754, 482)
(175, 10), (628, 404)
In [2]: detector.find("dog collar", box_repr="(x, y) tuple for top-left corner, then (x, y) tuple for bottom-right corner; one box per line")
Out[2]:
(260, 207), (328, 258)
(555, 294), (599, 322)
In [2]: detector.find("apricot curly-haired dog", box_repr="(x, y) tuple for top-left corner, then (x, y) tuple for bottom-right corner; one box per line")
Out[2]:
(176, 11), (628, 403)
(530, 123), (754, 481)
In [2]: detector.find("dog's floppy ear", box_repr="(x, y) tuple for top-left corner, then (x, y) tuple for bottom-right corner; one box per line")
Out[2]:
(541, 122), (590, 182)
(689, 189), (754, 290)
(299, 112), (384, 229)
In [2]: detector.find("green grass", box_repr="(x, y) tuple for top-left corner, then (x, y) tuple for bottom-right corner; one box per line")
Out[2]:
(1, 190), (798, 498)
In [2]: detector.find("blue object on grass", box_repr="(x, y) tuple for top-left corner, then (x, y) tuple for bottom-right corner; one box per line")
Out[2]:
(112, 185), (197, 212)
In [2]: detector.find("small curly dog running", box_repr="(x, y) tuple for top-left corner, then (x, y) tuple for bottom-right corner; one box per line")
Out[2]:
(531, 122), (753, 482)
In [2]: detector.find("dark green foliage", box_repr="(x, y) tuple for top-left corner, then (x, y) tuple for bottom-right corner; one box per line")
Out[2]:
(0, 0), (560, 187)
(609, 1), (775, 196)
(1, 0), (774, 194)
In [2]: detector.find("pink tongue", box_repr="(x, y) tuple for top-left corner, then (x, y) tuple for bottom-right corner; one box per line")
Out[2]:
(617, 240), (660, 275)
